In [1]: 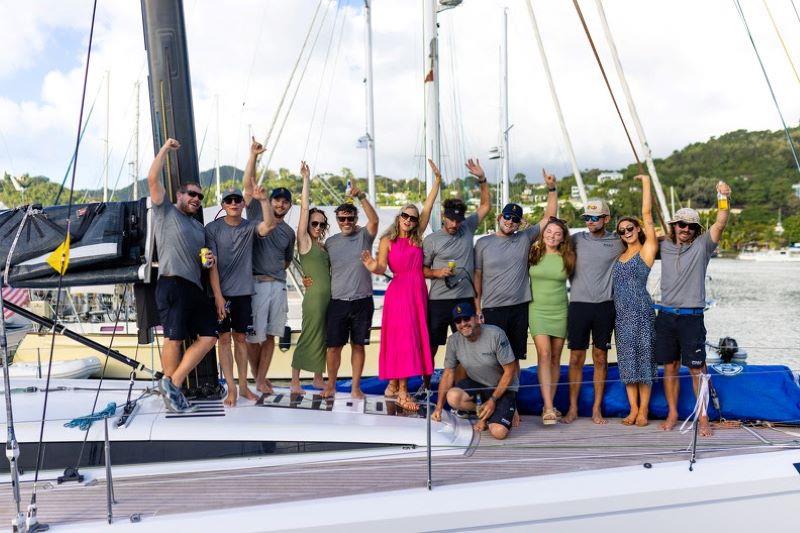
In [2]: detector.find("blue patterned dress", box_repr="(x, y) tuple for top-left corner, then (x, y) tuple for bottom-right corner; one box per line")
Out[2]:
(612, 253), (657, 385)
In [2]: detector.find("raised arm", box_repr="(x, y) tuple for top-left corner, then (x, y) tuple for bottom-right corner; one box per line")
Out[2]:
(297, 161), (312, 254)
(419, 159), (443, 233)
(466, 158), (491, 222)
(538, 169), (558, 229)
(147, 139), (180, 205)
(243, 136), (266, 205)
(349, 183), (379, 237)
(361, 236), (389, 275)
(637, 174), (658, 266)
(252, 185), (276, 237)
(709, 181), (731, 244)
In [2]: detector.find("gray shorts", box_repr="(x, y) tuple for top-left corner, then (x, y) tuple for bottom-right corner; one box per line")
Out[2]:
(247, 279), (288, 343)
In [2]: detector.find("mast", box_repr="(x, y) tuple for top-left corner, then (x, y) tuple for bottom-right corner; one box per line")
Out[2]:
(103, 70), (110, 203)
(215, 94), (221, 203)
(423, 0), (441, 229)
(500, 8), (510, 207)
(524, 0), (587, 205)
(364, 0), (377, 204)
(133, 81), (140, 200)
(594, 0), (671, 223)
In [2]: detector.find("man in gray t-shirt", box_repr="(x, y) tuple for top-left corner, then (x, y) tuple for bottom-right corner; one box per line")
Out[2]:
(423, 158), (491, 359)
(431, 302), (518, 440)
(656, 182), (731, 437)
(320, 184), (379, 400)
(563, 198), (624, 426)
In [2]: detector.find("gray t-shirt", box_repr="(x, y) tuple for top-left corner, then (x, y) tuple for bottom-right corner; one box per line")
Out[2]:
(569, 231), (625, 303)
(206, 217), (258, 297)
(659, 232), (716, 309)
(444, 324), (518, 391)
(473, 225), (541, 308)
(152, 200), (206, 288)
(423, 213), (479, 300)
(326, 227), (376, 300)
(248, 197), (295, 281)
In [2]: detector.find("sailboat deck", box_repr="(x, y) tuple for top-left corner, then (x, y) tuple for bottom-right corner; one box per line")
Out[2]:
(2, 417), (798, 527)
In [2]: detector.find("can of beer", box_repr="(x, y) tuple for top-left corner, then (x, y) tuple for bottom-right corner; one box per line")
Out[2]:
(447, 261), (456, 270)
(200, 247), (210, 268)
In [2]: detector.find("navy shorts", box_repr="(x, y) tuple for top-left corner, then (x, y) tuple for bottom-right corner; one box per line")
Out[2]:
(455, 377), (516, 430)
(218, 295), (254, 335)
(428, 297), (474, 348)
(325, 297), (374, 347)
(567, 301), (615, 351)
(156, 276), (218, 341)
(654, 312), (707, 369)
(482, 302), (529, 360)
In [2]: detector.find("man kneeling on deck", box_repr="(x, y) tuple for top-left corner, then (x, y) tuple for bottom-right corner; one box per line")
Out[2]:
(432, 302), (517, 440)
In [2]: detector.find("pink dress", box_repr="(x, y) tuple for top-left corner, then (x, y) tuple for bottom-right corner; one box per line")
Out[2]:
(378, 237), (433, 380)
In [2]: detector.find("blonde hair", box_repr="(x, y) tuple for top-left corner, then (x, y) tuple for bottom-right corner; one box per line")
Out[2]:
(382, 204), (423, 247)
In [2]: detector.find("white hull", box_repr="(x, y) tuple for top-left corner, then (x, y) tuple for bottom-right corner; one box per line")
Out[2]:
(8, 357), (101, 380)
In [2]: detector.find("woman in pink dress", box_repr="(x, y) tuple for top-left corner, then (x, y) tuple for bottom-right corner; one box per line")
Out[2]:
(362, 160), (442, 411)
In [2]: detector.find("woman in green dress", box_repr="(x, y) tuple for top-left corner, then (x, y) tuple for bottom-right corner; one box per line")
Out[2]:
(528, 217), (575, 425)
(291, 161), (331, 394)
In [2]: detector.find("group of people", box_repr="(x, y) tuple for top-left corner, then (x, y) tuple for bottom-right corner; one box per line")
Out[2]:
(147, 137), (731, 442)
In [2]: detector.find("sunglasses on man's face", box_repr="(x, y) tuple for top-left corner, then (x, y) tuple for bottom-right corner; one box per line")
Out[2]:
(502, 213), (521, 224)
(675, 221), (698, 230)
(582, 214), (604, 222)
(617, 225), (636, 236)
(185, 190), (204, 201)
(310, 220), (328, 229)
(454, 316), (472, 325)
(223, 196), (243, 205)
(337, 216), (356, 223)
(400, 212), (419, 224)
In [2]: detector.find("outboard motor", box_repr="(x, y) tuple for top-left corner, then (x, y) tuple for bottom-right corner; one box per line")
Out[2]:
(717, 337), (739, 364)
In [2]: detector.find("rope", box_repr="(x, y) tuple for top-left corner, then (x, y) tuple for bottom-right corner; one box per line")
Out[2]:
(63, 402), (117, 431)
(762, 0), (800, 87)
(30, 0), (99, 505)
(571, 0), (643, 175)
(679, 373), (711, 434)
(733, 0), (800, 175)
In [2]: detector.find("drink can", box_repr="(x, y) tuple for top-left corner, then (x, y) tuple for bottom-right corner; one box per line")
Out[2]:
(447, 261), (456, 270)
(200, 247), (210, 268)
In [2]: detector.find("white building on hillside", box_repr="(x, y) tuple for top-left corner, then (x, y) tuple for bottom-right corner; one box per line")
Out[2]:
(597, 172), (623, 184)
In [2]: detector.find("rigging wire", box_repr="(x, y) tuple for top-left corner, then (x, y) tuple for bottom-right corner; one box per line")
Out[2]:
(30, 0), (99, 509)
(732, 0), (800, 175)
(762, 0), (800, 87)
(792, 0), (800, 25)
(571, 0), (644, 175)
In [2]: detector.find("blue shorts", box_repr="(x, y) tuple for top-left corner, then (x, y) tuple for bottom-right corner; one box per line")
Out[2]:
(654, 312), (706, 369)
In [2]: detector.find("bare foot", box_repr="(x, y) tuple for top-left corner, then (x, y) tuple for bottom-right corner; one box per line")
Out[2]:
(256, 379), (273, 394)
(312, 376), (325, 390)
(699, 416), (713, 437)
(621, 410), (638, 426)
(635, 414), (649, 427)
(351, 387), (365, 400)
(223, 389), (238, 407)
(562, 407), (578, 424)
(321, 385), (336, 398)
(512, 409), (521, 428)
(592, 409), (608, 425)
(660, 412), (678, 431)
(239, 387), (258, 401)
(290, 381), (303, 395)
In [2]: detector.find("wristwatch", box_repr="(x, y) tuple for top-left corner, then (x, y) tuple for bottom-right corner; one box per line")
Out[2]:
(357, 192), (367, 201)
(548, 187), (557, 192)
(477, 177), (487, 184)
(489, 395), (499, 403)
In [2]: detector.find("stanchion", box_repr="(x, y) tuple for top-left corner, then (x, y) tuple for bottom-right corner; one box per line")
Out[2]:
(104, 418), (116, 523)
(426, 388), (432, 491)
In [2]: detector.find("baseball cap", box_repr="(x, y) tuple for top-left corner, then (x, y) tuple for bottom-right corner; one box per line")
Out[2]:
(668, 207), (701, 225)
(443, 204), (466, 222)
(220, 187), (243, 203)
(451, 301), (476, 323)
(501, 203), (523, 219)
(582, 199), (610, 217)
(270, 187), (292, 202)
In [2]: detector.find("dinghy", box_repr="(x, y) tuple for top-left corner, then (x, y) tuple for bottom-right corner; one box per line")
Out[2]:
(8, 357), (102, 380)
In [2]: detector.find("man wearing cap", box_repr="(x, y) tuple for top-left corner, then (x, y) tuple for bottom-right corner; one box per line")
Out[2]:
(147, 138), (218, 413)
(564, 198), (624, 425)
(321, 183), (379, 399)
(657, 181), (731, 436)
(431, 302), (518, 440)
(207, 184), (276, 406)
(242, 137), (297, 394)
(422, 158), (491, 368)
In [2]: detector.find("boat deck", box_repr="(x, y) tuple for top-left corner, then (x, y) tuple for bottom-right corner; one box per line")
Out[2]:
(2, 416), (798, 527)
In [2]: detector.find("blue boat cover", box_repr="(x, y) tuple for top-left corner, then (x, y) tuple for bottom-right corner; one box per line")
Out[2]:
(337, 364), (800, 422)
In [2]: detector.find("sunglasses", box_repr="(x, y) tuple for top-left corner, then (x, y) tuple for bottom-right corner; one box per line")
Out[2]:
(184, 190), (204, 201)
(674, 221), (699, 230)
(337, 216), (356, 223)
(400, 212), (419, 224)
(617, 225), (636, 236)
(454, 316), (472, 325)
(548, 216), (567, 224)
(223, 196), (243, 205)
(502, 213), (522, 224)
(581, 214), (605, 222)
(310, 220), (328, 229)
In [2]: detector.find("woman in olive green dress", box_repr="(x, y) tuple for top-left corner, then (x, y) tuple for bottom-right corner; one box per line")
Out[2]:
(528, 218), (575, 425)
(291, 161), (331, 394)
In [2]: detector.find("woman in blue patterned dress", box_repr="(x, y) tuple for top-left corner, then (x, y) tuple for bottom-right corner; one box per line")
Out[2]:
(612, 174), (659, 427)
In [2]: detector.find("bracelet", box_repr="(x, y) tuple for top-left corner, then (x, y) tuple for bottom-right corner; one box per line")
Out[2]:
(477, 178), (487, 184)
(548, 187), (557, 192)
(490, 395), (499, 403)
(357, 192), (367, 201)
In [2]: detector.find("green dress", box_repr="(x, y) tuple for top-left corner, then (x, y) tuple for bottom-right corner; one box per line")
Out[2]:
(528, 253), (568, 338)
(292, 243), (331, 374)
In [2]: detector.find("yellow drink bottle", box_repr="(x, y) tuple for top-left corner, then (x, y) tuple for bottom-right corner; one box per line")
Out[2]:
(717, 191), (728, 211)
(200, 247), (210, 268)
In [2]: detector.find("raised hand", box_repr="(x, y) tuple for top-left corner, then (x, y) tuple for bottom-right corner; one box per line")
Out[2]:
(348, 183), (362, 199)
(300, 161), (310, 180)
(161, 138), (180, 152)
(252, 185), (267, 201)
(716, 180), (731, 197)
(634, 174), (650, 182)
(465, 158), (485, 180)
(250, 136), (266, 156)
(427, 158), (442, 182)
(542, 168), (556, 189)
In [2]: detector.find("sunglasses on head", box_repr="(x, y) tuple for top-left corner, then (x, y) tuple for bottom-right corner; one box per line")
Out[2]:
(184, 190), (204, 201)
(310, 220), (328, 229)
(337, 215), (356, 223)
(400, 212), (419, 224)
(675, 221), (698, 230)
(502, 213), (521, 224)
(581, 214), (604, 222)
(548, 216), (567, 224)
(223, 195), (243, 205)
(617, 225), (636, 236)
(454, 316), (472, 325)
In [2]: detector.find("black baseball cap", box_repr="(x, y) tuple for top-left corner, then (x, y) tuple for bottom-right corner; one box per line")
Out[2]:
(501, 203), (523, 219)
(270, 187), (292, 202)
(443, 205), (466, 222)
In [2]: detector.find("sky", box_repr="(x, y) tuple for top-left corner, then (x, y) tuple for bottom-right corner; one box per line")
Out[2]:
(2, 0), (800, 194)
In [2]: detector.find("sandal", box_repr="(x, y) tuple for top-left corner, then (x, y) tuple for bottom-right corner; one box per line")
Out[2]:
(542, 408), (558, 426)
(384, 385), (398, 398)
(396, 393), (419, 412)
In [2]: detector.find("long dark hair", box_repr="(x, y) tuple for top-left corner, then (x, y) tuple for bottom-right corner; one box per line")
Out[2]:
(308, 207), (329, 243)
(617, 216), (646, 248)
(528, 218), (575, 277)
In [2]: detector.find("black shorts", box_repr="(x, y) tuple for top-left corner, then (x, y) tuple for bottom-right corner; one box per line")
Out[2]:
(654, 312), (707, 369)
(428, 297), (474, 347)
(156, 276), (218, 341)
(482, 302), (529, 360)
(567, 301), (615, 351)
(456, 377), (517, 430)
(325, 297), (374, 347)
(218, 295), (254, 335)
